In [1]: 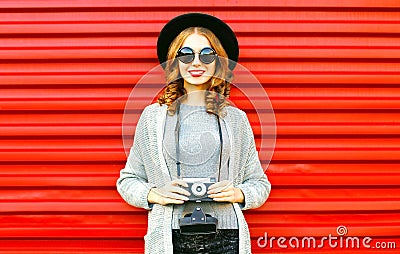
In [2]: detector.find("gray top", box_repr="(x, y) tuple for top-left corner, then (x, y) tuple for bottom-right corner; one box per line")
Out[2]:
(162, 103), (238, 229)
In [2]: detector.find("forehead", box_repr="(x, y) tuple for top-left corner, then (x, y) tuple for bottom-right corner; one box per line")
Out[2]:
(181, 33), (211, 50)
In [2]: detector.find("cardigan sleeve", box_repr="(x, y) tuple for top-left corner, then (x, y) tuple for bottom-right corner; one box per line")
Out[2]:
(235, 111), (271, 210)
(116, 107), (155, 210)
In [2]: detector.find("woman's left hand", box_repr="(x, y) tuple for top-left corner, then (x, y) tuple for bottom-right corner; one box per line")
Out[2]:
(207, 180), (244, 203)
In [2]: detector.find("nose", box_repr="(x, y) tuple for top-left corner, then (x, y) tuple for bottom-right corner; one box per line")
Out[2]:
(191, 53), (201, 66)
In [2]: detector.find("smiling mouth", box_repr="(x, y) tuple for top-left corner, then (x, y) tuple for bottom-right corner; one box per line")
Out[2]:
(188, 70), (205, 77)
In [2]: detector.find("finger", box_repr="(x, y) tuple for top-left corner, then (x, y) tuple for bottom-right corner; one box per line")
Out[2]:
(161, 197), (186, 205)
(171, 179), (189, 188)
(208, 180), (233, 194)
(169, 186), (191, 197)
(158, 189), (189, 201)
(208, 183), (233, 194)
(152, 188), (189, 200)
(211, 192), (235, 202)
(208, 190), (234, 199)
(167, 192), (190, 201)
(208, 180), (231, 190)
(212, 197), (233, 202)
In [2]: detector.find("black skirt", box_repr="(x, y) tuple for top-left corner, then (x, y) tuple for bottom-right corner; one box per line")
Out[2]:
(172, 229), (239, 254)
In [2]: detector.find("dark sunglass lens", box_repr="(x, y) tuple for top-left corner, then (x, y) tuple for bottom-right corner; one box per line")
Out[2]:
(177, 47), (194, 64)
(199, 48), (216, 64)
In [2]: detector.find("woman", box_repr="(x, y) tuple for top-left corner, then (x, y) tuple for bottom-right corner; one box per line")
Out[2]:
(117, 13), (271, 254)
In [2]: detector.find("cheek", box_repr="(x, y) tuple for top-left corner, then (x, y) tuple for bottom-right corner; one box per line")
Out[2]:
(207, 63), (216, 75)
(178, 62), (187, 76)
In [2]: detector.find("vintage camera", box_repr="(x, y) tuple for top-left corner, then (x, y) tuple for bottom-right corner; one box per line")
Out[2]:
(182, 177), (216, 202)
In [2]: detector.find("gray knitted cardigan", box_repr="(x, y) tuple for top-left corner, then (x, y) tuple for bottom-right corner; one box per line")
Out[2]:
(117, 103), (271, 254)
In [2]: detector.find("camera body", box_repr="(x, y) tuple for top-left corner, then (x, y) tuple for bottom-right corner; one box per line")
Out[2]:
(182, 177), (216, 202)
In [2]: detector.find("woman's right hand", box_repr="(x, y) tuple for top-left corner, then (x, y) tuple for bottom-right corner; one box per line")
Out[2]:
(147, 179), (190, 205)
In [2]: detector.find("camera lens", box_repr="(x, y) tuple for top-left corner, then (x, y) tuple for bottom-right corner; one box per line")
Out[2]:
(191, 182), (207, 197)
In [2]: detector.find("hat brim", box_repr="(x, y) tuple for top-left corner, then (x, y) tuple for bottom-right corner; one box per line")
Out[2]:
(157, 13), (239, 70)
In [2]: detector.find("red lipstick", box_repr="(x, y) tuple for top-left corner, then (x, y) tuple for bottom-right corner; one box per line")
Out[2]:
(189, 70), (205, 77)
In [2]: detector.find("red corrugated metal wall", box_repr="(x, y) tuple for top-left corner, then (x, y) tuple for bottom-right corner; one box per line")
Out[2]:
(1, 0), (399, 253)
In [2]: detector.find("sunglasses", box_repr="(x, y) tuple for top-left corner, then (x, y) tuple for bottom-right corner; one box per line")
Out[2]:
(176, 47), (217, 64)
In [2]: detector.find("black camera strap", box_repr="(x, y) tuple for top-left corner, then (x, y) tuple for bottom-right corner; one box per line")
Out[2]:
(174, 101), (224, 181)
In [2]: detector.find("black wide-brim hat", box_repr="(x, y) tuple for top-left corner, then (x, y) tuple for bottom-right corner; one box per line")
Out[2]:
(157, 13), (239, 70)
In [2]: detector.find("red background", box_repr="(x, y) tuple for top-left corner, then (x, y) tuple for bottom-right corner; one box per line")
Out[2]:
(1, 0), (399, 253)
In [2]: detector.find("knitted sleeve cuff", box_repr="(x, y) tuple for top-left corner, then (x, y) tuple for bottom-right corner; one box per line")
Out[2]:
(117, 179), (155, 210)
(236, 184), (255, 210)
(140, 184), (156, 210)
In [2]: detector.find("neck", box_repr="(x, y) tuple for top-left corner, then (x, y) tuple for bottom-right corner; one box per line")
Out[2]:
(181, 90), (206, 106)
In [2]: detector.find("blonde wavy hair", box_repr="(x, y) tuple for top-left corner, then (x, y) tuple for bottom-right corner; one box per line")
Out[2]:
(157, 27), (233, 116)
